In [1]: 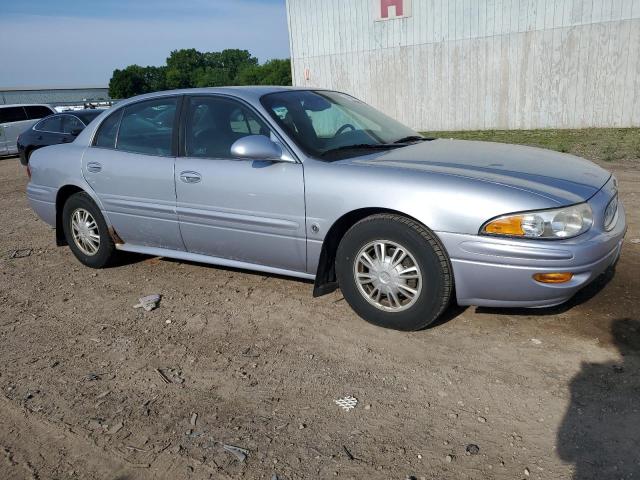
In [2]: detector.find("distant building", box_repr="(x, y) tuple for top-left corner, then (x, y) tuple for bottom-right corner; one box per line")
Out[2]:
(286, 0), (640, 131)
(0, 87), (112, 109)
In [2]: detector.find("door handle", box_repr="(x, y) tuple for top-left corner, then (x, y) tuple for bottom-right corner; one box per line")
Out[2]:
(179, 171), (202, 184)
(86, 162), (102, 173)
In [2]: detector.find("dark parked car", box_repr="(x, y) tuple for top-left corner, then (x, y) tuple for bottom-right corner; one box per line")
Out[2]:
(18, 109), (104, 165)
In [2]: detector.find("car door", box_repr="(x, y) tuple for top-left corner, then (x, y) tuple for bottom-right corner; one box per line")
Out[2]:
(60, 114), (84, 143)
(0, 106), (29, 154)
(32, 115), (65, 148)
(0, 117), (7, 156)
(82, 96), (185, 251)
(175, 95), (307, 272)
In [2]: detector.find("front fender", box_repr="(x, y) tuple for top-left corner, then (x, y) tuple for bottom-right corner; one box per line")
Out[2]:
(303, 159), (562, 276)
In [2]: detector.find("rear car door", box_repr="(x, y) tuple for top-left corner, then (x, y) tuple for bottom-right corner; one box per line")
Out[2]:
(32, 115), (65, 148)
(82, 96), (184, 250)
(0, 108), (7, 155)
(0, 106), (29, 154)
(60, 115), (84, 143)
(175, 95), (307, 272)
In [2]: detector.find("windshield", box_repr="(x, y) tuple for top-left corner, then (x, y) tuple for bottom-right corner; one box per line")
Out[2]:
(260, 90), (421, 160)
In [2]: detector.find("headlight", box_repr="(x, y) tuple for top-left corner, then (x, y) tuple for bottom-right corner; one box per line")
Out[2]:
(603, 195), (618, 231)
(481, 203), (593, 239)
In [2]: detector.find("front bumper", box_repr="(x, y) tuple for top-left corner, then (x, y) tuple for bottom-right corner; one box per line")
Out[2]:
(438, 184), (627, 308)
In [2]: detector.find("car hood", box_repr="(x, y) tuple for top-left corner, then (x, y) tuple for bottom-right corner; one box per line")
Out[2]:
(350, 139), (611, 204)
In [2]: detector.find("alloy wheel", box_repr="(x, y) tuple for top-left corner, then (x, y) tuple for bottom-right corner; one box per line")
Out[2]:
(354, 240), (423, 312)
(70, 208), (100, 256)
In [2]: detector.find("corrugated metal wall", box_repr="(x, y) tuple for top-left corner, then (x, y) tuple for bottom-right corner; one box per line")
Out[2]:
(0, 88), (111, 106)
(286, 0), (640, 131)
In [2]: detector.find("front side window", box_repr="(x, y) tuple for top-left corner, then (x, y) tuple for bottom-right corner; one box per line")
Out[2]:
(185, 96), (270, 159)
(116, 97), (177, 156)
(35, 115), (63, 133)
(25, 106), (54, 120)
(260, 90), (420, 159)
(61, 115), (85, 134)
(0, 107), (27, 123)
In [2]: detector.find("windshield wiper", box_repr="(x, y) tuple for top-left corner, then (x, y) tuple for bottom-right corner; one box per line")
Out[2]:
(319, 143), (401, 157)
(393, 135), (434, 144)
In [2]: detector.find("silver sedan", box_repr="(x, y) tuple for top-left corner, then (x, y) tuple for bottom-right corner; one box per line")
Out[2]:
(26, 87), (626, 330)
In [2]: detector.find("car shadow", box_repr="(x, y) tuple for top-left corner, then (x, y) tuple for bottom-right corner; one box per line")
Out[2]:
(474, 266), (616, 317)
(557, 318), (640, 478)
(102, 251), (150, 269)
(103, 252), (612, 331)
(427, 302), (469, 328)
(106, 252), (469, 326)
(128, 254), (315, 285)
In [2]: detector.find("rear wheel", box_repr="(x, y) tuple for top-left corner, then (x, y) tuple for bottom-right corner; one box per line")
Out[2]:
(336, 214), (452, 331)
(62, 192), (117, 268)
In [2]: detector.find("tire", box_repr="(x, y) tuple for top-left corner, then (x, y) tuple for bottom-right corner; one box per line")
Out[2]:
(62, 192), (117, 268)
(336, 214), (452, 331)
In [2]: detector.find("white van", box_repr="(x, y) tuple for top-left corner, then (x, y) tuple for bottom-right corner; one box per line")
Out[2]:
(0, 104), (55, 156)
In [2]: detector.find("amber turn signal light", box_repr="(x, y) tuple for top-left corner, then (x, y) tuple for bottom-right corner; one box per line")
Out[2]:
(483, 216), (525, 236)
(532, 272), (573, 284)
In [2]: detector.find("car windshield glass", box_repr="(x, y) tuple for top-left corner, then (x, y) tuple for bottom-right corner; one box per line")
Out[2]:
(260, 90), (421, 160)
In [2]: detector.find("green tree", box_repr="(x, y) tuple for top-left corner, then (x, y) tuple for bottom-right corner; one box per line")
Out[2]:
(165, 48), (204, 89)
(108, 49), (292, 97)
(195, 49), (259, 87)
(109, 65), (167, 98)
(237, 59), (292, 86)
(109, 65), (147, 98)
(142, 66), (167, 92)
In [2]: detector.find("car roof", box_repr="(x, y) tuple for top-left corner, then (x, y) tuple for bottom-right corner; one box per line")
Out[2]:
(117, 86), (326, 105)
(0, 103), (53, 109)
(57, 109), (105, 122)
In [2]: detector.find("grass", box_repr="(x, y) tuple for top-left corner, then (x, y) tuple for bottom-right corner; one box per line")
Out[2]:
(419, 128), (640, 163)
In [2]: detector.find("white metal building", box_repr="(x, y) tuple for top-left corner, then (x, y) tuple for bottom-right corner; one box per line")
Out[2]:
(285, 0), (640, 131)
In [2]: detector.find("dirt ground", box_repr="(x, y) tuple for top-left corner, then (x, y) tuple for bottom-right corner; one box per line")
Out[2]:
(0, 154), (638, 480)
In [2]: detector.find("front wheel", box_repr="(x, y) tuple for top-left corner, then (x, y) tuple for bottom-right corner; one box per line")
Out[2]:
(336, 214), (452, 331)
(62, 192), (117, 268)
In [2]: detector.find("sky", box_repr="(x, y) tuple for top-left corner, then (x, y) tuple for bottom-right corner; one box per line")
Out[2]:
(0, 0), (290, 88)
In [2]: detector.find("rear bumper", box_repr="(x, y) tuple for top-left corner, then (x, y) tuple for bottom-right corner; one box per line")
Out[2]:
(26, 183), (57, 227)
(438, 198), (626, 308)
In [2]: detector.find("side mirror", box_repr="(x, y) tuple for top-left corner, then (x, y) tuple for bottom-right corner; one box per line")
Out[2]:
(70, 128), (83, 137)
(230, 135), (286, 162)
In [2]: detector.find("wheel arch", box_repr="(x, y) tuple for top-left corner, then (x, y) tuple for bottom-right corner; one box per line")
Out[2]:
(312, 207), (451, 297)
(54, 184), (112, 246)
(55, 185), (85, 246)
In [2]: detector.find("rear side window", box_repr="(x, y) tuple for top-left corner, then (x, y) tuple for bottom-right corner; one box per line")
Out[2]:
(0, 106), (27, 123)
(61, 115), (85, 134)
(94, 109), (123, 149)
(35, 116), (63, 133)
(25, 106), (53, 120)
(116, 97), (177, 156)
